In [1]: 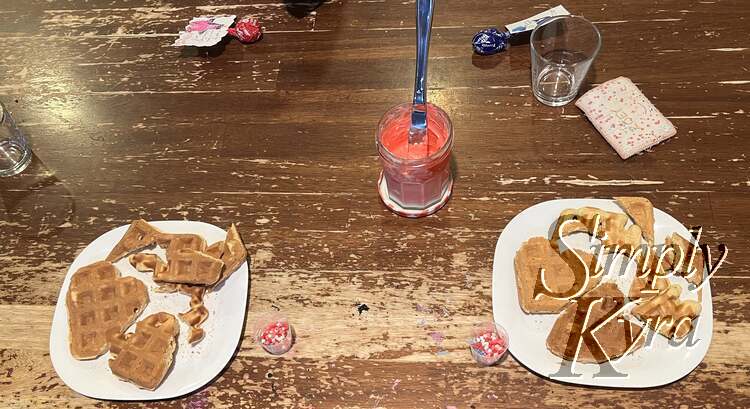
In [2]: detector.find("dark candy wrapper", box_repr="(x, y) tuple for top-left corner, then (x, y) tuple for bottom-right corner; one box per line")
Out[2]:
(472, 28), (510, 55)
(471, 6), (570, 55)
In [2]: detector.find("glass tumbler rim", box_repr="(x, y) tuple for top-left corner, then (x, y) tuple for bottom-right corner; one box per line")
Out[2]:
(376, 102), (454, 167)
(530, 15), (602, 66)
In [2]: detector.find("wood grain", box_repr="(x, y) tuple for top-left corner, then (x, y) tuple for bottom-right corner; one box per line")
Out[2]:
(1, 0), (749, 407)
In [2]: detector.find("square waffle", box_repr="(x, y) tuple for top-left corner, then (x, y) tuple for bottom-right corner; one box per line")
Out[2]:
(109, 312), (179, 390)
(66, 261), (149, 360)
(156, 249), (224, 285)
(165, 234), (207, 260)
(513, 237), (576, 314)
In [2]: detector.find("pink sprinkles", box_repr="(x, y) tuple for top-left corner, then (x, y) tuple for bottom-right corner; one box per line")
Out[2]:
(259, 320), (293, 355)
(260, 321), (289, 345)
(469, 328), (508, 366)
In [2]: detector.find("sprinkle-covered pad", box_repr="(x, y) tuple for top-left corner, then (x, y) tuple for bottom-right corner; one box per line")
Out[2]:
(575, 76), (677, 159)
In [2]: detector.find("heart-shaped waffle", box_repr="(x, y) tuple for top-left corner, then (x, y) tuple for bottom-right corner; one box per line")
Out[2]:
(66, 261), (149, 359)
(109, 312), (179, 390)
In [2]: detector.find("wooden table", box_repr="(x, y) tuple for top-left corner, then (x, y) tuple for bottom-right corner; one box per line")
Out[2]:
(1, 0), (748, 407)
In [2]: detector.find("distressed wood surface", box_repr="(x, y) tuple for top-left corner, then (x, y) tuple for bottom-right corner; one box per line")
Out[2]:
(1, 0), (749, 408)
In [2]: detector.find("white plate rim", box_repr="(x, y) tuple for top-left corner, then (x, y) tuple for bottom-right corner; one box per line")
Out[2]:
(492, 198), (713, 388)
(49, 220), (249, 400)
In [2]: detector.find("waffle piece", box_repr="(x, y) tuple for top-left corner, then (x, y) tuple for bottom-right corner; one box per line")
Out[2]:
(514, 237), (594, 314)
(127, 252), (209, 342)
(629, 274), (671, 300)
(106, 220), (163, 262)
(557, 219), (589, 236)
(628, 248), (671, 299)
(127, 253), (181, 293)
(664, 232), (704, 288)
(156, 249), (224, 285)
(129, 232), (223, 285)
(153, 282), (180, 293)
(547, 283), (644, 363)
(206, 240), (225, 259)
(553, 207), (642, 254)
(109, 312), (179, 390)
(560, 249), (603, 294)
(614, 196), (655, 244)
(123, 225), (246, 344)
(185, 325), (205, 344)
(165, 234), (207, 260)
(631, 284), (701, 340)
(178, 285), (209, 344)
(129, 253), (166, 273)
(148, 283), (210, 343)
(66, 261), (149, 360)
(211, 224), (247, 288)
(161, 284), (209, 344)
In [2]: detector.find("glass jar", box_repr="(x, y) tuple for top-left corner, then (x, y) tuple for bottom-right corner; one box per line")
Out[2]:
(376, 102), (454, 218)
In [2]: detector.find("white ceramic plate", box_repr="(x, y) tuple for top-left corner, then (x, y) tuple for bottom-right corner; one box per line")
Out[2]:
(492, 199), (712, 388)
(50, 221), (249, 400)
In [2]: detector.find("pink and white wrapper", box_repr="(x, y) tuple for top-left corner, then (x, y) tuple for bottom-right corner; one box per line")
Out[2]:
(575, 76), (676, 159)
(173, 15), (236, 47)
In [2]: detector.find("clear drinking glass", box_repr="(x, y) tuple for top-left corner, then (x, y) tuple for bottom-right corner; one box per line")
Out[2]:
(0, 101), (31, 177)
(530, 15), (601, 107)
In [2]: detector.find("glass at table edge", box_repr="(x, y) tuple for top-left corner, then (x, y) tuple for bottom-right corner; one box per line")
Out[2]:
(0, 100), (32, 178)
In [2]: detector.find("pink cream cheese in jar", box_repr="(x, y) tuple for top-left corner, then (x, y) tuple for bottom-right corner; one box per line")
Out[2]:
(376, 103), (454, 217)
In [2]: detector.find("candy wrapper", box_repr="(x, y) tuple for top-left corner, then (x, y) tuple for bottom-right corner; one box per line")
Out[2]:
(505, 5), (570, 34)
(174, 15), (236, 47)
(228, 16), (263, 43)
(472, 28), (510, 55)
(472, 5), (570, 55)
(174, 15), (263, 47)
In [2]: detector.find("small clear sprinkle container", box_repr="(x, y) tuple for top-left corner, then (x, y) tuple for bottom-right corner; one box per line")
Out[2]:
(468, 321), (509, 366)
(254, 313), (295, 355)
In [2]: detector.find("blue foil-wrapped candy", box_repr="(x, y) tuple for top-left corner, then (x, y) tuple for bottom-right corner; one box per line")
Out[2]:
(472, 27), (510, 55)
